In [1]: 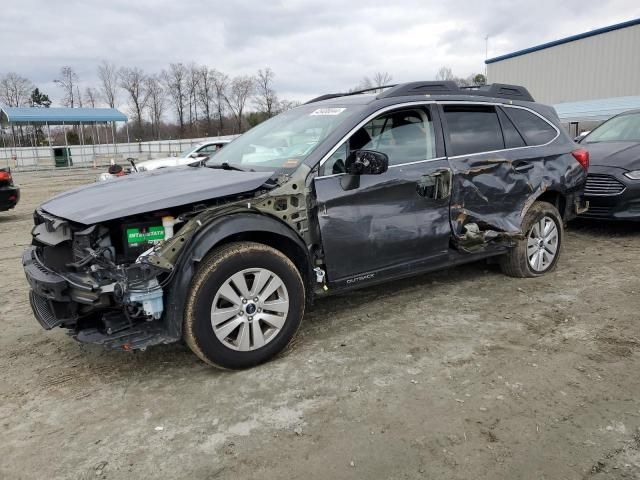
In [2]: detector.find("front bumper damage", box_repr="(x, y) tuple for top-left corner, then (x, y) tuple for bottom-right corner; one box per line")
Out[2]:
(23, 235), (178, 351)
(23, 168), (313, 351)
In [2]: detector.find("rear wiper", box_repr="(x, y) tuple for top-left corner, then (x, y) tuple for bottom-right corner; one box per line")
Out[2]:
(206, 162), (246, 172)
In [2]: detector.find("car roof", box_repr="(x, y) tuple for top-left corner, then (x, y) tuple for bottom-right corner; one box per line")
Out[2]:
(304, 81), (540, 109)
(309, 93), (538, 109)
(197, 139), (231, 146)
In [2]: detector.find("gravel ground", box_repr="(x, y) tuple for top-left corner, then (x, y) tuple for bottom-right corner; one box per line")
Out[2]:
(1, 169), (640, 480)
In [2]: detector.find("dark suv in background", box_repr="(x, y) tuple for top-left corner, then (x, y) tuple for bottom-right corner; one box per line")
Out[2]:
(23, 81), (588, 369)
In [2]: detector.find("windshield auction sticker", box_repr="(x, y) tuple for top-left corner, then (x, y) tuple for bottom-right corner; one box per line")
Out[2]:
(310, 107), (346, 116)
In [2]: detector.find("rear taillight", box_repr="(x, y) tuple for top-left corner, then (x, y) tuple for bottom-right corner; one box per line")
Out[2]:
(572, 148), (589, 170)
(0, 171), (11, 181)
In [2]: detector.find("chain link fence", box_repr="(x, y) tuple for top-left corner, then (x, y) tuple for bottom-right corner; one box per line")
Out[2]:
(0, 135), (238, 171)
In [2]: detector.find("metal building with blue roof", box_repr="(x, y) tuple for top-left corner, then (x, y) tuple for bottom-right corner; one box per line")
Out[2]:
(485, 18), (640, 128)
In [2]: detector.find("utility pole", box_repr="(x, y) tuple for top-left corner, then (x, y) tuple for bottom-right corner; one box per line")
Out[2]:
(485, 35), (489, 79)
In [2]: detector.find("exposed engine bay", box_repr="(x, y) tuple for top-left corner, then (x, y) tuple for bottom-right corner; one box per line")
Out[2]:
(24, 208), (182, 348)
(22, 165), (313, 351)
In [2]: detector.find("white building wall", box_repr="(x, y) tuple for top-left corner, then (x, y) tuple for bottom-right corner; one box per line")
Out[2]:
(487, 23), (640, 104)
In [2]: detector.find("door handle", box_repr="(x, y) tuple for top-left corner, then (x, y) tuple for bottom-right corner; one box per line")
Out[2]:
(514, 162), (534, 173)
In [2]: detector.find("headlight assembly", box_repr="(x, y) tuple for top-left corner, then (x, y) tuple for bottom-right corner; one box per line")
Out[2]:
(623, 170), (640, 180)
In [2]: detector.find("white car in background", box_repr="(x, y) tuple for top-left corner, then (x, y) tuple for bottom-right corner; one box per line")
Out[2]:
(135, 139), (231, 171)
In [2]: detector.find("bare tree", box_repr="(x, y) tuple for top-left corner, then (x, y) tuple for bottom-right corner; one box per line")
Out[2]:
(145, 75), (165, 140)
(254, 67), (278, 118)
(54, 66), (79, 107)
(162, 63), (187, 136)
(352, 72), (392, 92)
(119, 67), (148, 136)
(277, 99), (302, 113)
(76, 85), (83, 108)
(0, 72), (34, 107)
(224, 75), (255, 133)
(435, 66), (455, 81)
(196, 66), (215, 133)
(84, 87), (98, 108)
(186, 63), (200, 135)
(0, 73), (34, 146)
(97, 61), (119, 108)
(211, 70), (229, 134)
(372, 71), (393, 87)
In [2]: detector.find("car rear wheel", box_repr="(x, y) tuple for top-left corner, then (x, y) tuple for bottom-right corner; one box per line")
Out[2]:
(499, 201), (563, 278)
(184, 241), (305, 369)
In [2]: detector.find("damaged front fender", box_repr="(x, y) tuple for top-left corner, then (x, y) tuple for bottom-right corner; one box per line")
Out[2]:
(139, 166), (315, 338)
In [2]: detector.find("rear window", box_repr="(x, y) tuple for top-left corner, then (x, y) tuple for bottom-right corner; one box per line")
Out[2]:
(444, 105), (504, 156)
(504, 107), (557, 146)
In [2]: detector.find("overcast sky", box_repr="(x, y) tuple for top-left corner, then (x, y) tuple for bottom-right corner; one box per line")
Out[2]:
(2, 0), (640, 109)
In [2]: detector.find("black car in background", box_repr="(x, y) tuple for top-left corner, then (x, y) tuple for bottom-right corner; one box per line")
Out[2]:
(579, 109), (640, 220)
(0, 168), (19, 212)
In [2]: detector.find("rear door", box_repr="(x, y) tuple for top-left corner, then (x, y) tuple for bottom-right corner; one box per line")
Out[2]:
(440, 103), (558, 239)
(313, 104), (452, 285)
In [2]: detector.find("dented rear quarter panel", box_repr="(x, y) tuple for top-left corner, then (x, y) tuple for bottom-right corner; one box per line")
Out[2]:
(438, 102), (587, 239)
(447, 146), (587, 237)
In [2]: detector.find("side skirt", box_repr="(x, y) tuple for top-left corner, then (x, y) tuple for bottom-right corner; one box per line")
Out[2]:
(320, 248), (506, 296)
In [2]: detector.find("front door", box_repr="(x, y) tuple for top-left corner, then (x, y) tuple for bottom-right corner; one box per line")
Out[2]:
(313, 105), (452, 285)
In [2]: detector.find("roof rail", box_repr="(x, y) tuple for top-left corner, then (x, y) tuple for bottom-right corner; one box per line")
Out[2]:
(306, 81), (535, 105)
(304, 84), (397, 104)
(460, 83), (535, 102)
(377, 81), (460, 98)
(378, 81), (534, 102)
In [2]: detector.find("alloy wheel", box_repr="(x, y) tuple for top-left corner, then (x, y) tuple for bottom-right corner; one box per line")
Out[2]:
(527, 216), (559, 272)
(210, 268), (289, 351)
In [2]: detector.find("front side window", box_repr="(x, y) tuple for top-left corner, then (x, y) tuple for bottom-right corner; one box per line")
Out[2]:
(198, 144), (222, 154)
(322, 107), (436, 175)
(444, 105), (504, 156)
(504, 107), (557, 145)
(208, 104), (363, 172)
(584, 112), (640, 143)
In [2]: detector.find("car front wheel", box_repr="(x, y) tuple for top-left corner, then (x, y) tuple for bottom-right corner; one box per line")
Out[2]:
(500, 201), (563, 278)
(184, 241), (305, 369)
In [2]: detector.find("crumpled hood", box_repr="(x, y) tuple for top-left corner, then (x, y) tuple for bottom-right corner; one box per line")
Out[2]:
(585, 141), (640, 170)
(42, 166), (274, 224)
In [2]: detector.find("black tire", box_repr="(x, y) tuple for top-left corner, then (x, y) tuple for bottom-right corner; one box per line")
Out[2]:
(184, 241), (305, 369)
(499, 201), (563, 278)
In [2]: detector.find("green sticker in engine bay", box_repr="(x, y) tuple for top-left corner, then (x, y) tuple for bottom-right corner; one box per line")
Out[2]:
(126, 226), (165, 246)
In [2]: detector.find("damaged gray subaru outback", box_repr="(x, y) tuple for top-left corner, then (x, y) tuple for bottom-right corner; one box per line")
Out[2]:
(23, 81), (589, 369)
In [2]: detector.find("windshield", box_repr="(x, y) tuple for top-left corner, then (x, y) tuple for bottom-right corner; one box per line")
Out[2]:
(206, 105), (361, 172)
(179, 145), (197, 158)
(584, 113), (640, 143)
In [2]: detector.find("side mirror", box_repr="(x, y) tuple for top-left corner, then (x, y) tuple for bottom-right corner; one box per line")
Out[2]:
(189, 153), (199, 159)
(345, 150), (389, 175)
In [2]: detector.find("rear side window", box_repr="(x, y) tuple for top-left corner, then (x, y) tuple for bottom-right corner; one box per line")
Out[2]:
(497, 108), (526, 148)
(504, 107), (557, 146)
(444, 106), (504, 156)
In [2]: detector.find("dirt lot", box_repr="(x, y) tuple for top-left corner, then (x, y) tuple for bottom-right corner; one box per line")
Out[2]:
(1, 169), (640, 480)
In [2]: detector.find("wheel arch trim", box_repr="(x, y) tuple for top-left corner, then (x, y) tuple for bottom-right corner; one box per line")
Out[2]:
(162, 212), (312, 338)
